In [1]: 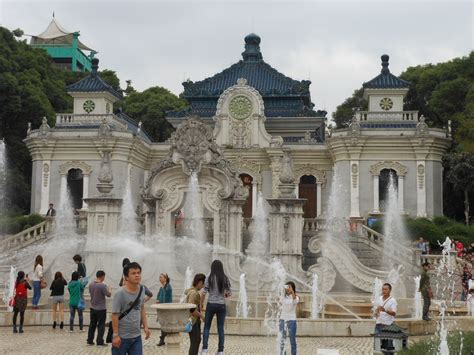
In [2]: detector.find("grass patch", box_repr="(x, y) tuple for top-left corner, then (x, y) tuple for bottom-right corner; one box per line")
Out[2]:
(400, 331), (474, 354)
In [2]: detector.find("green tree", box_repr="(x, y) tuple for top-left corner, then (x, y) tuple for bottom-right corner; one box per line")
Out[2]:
(444, 153), (474, 225)
(332, 88), (366, 128)
(121, 86), (187, 141)
(99, 69), (121, 91)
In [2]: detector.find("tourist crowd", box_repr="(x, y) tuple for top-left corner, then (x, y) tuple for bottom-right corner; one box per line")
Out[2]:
(9, 254), (303, 355)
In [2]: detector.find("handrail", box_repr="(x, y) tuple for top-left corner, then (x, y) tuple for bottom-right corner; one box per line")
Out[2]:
(361, 224), (414, 255)
(423, 254), (472, 269)
(0, 220), (51, 252)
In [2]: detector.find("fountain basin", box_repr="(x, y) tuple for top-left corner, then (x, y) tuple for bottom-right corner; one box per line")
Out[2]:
(151, 303), (195, 332)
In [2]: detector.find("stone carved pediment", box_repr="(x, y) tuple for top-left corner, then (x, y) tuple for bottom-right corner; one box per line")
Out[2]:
(369, 161), (408, 176)
(229, 156), (262, 184)
(143, 116), (249, 205)
(294, 164), (326, 184)
(59, 160), (93, 175)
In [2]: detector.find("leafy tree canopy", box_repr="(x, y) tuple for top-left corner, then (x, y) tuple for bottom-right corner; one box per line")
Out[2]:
(120, 86), (188, 141)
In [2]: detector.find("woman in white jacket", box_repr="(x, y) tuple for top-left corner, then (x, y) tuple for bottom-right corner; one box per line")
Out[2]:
(32, 255), (43, 309)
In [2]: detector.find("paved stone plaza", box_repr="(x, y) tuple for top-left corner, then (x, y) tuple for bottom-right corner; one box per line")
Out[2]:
(0, 326), (374, 354)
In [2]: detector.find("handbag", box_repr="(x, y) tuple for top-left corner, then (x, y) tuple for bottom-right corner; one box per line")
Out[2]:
(8, 297), (16, 309)
(78, 296), (85, 310)
(184, 318), (193, 333)
(106, 286), (143, 343)
(40, 278), (47, 289)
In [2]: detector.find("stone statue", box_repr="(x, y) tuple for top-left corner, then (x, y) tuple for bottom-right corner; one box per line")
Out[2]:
(349, 116), (361, 136)
(416, 115), (428, 136)
(279, 151), (295, 184)
(98, 151), (113, 183)
(98, 118), (112, 137)
(39, 117), (50, 137)
(27, 122), (31, 135)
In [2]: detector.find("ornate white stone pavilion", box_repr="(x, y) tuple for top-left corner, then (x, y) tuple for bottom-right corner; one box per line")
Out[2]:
(24, 34), (451, 293)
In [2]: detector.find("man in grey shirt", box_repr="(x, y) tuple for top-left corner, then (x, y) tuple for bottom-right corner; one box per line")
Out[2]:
(112, 262), (150, 355)
(87, 270), (111, 346)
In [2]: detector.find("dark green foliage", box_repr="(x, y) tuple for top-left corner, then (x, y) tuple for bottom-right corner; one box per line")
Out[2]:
(372, 217), (474, 249)
(332, 88), (367, 128)
(0, 213), (44, 235)
(400, 331), (474, 354)
(120, 86), (188, 142)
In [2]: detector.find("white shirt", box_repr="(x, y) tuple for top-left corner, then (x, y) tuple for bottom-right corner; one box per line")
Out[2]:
(280, 294), (299, 321)
(32, 264), (43, 281)
(375, 295), (397, 325)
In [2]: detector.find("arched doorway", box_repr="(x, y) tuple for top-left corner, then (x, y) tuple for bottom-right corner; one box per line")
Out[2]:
(379, 168), (398, 212)
(298, 175), (317, 218)
(67, 168), (84, 210)
(240, 173), (253, 218)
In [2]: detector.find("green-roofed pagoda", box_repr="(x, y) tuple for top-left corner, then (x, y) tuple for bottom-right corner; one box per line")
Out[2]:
(29, 15), (96, 72)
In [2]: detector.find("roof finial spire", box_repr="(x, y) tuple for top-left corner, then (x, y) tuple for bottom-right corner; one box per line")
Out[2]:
(91, 58), (99, 75)
(381, 54), (390, 74)
(52, 11), (55, 18)
(242, 33), (263, 62)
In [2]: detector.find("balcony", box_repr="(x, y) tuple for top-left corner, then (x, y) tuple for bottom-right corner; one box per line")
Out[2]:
(55, 113), (128, 130)
(356, 111), (419, 122)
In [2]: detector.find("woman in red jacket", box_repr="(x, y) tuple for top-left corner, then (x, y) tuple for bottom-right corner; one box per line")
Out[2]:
(13, 271), (32, 333)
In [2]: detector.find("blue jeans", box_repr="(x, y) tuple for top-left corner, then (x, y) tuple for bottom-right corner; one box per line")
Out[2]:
(279, 320), (297, 355)
(32, 281), (41, 306)
(202, 303), (226, 351)
(112, 336), (143, 355)
(69, 305), (83, 331)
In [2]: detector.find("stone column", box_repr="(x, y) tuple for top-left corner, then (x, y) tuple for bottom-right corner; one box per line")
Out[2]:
(40, 161), (51, 214)
(316, 182), (322, 217)
(372, 175), (380, 213)
(416, 162), (426, 217)
(251, 181), (257, 217)
(350, 161), (360, 218)
(397, 175), (405, 214)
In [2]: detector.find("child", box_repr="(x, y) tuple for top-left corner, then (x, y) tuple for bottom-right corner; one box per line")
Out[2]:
(13, 271), (32, 333)
(68, 271), (85, 332)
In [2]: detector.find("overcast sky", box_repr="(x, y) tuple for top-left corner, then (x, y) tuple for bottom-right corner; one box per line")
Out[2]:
(1, 1), (472, 119)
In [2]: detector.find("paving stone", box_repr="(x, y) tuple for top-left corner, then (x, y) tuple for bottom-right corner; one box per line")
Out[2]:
(0, 326), (375, 354)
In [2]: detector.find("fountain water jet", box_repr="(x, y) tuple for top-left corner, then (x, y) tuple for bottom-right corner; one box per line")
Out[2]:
(383, 173), (409, 269)
(184, 172), (205, 243)
(311, 273), (320, 319)
(413, 275), (422, 319)
(180, 266), (194, 303)
(371, 277), (382, 317)
(120, 176), (140, 237)
(3, 266), (16, 312)
(236, 273), (249, 318)
(56, 180), (76, 235)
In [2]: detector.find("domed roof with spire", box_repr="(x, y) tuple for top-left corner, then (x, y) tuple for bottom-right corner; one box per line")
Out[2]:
(363, 54), (410, 89)
(170, 33), (325, 118)
(66, 58), (122, 100)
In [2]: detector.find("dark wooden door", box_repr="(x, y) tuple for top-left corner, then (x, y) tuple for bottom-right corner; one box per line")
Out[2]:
(298, 175), (316, 218)
(240, 174), (253, 218)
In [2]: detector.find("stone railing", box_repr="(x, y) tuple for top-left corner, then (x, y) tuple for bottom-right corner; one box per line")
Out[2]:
(0, 220), (51, 252)
(360, 224), (418, 266)
(55, 113), (128, 130)
(356, 110), (419, 122)
(422, 254), (472, 269)
(303, 218), (323, 233)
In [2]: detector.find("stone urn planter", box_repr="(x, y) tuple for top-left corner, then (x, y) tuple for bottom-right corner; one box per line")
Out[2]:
(151, 303), (196, 354)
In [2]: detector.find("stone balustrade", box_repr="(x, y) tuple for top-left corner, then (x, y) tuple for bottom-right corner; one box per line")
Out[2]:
(303, 218), (323, 234)
(422, 253), (471, 268)
(356, 110), (419, 122)
(0, 219), (51, 252)
(55, 113), (128, 129)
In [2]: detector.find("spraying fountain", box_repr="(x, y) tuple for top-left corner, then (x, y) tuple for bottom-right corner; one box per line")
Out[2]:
(236, 273), (249, 318)
(413, 275), (422, 319)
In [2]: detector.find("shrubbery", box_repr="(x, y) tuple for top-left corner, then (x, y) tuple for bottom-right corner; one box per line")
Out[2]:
(369, 216), (474, 250)
(0, 213), (45, 235)
(400, 331), (474, 354)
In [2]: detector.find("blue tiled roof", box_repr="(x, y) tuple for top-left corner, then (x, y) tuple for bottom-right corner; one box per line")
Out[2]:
(168, 34), (325, 119)
(363, 55), (410, 89)
(360, 123), (417, 129)
(66, 58), (123, 99)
